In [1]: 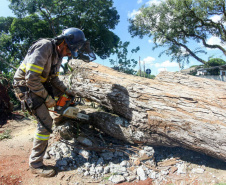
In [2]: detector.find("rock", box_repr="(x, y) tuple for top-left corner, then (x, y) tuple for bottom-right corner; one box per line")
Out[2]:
(96, 157), (104, 166)
(55, 152), (62, 160)
(111, 165), (124, 175)
(57, 159), (68, 166)
(84, 171), (89, 176)
(134, 159), (141, 166)
(114, 151), (124, 157)
(84, 162), (91, 170)
(144, 159), (156, 167)
(78, 149), (90, 160)
(95, 166), (104, 174)
(120, 161), (131, 167)
(109, 175), (126, 184)
(48, 149), (55, 156)
(43, 152), (50, 159)
(58, 122), (74, 140)
(71, 151), (77, 158)
(77, 136), (93, 146)
(137, 166), (147, 181)
(60, 144), (70, 155)
(89, 166), (96, 175)
(139, 148), (154, 158)
(123, 173), (129, 177)
(125, 176), (136, 182)
(148, 170), (158, 179)
(100, 152), (114, 160)
(160, 170), (169, 175)
(191, 168), (205, 174)
(103, 166), (110, 174)
(143, 146), (155, 153)
(121, 167), (128, 172)
(177, 163), (187, 174)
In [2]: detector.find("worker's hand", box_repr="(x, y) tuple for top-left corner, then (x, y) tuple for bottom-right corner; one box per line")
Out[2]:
(45, 95), (56, 108)
(65, 88), (75, 97)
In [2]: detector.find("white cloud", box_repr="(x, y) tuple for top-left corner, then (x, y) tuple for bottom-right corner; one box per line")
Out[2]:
(148, 39), (152, 43)
(210, 15), (221, 23)
(146, 0), (162, 6)
(158, 68), (167, 72)
(137, 0), (143, 4)
(143, 56), (156, 64)
(128, 9), (141, 18)
(207, 36), (226, 49)
(155, 60), (178, 68)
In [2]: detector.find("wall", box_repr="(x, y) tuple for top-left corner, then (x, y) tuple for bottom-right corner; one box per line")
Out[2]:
(197, 75), (226, 82)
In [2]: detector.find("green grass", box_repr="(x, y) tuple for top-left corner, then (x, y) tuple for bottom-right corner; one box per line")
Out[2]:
(0, 129), (12, 140)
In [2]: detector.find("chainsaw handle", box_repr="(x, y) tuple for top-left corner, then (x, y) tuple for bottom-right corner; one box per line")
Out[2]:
(64, 96), (75, 107)
(57, 96), (75, 115)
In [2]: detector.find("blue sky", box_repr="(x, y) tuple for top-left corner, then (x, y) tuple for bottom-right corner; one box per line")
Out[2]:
(1, 0), (226, 75)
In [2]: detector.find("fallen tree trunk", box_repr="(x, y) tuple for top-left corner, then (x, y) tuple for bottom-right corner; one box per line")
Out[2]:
(61, 59), (226, 161)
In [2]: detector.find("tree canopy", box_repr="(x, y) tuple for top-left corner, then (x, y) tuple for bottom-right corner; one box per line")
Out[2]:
(129, 0), (226, 68)
(9, 0), (120, 59)
(0, 0), (120, 75)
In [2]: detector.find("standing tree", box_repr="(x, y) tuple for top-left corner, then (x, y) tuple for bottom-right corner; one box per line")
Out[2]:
(0, 0), (120, 74)
(204, 58), (226, 75)
(110, 41), (140, 74)
(8, 0), (120, 59)
(129, 0), (226, 68)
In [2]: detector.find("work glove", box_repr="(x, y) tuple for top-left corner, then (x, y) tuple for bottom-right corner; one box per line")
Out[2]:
(45, 95), (56, 108)
(65, 88), (75, 97)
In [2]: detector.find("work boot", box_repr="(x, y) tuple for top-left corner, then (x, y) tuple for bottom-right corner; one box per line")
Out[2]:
(30, 165), (56, 177)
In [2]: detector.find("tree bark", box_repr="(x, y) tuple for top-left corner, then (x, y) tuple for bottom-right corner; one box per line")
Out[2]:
(61, 59), (226, 161)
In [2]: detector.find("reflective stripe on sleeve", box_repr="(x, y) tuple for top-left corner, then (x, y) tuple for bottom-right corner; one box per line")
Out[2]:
(35, 133), (50, 141)
(40, 76), (47, 83)
(26, 63), (44, 74)
(56, 72), (60, 76)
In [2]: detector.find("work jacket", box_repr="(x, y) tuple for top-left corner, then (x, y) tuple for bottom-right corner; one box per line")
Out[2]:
(14, 39), (67, 99)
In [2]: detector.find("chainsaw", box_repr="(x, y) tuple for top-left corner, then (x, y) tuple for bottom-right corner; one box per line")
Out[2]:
(51, 95), (89, 121)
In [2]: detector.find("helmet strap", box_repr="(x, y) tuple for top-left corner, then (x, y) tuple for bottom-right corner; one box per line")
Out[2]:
(58, 40), (65, 47)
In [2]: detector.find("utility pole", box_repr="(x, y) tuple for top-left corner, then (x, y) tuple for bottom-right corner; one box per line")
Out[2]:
(139, 56), (141, 77)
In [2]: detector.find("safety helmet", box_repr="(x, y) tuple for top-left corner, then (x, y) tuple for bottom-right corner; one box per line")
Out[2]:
(60, 28), (86, 57)
(55, 27), (96, 62)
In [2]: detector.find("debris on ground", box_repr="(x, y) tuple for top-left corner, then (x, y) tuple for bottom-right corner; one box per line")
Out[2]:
(46, 118), (226, 185)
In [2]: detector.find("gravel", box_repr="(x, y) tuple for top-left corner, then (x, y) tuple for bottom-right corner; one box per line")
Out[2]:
(46, 124), (223, 184)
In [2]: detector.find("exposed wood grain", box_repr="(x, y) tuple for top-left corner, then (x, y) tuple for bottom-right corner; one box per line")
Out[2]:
(60, 59), (226, 161)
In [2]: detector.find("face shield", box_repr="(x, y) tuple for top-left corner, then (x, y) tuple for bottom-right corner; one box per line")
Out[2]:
(77, 41), (96, 62)
(66, 40), (86, 58)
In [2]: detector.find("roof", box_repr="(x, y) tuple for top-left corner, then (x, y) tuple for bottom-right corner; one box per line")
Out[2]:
(198, 64), (226, 71)
(180, 66), (197, 74)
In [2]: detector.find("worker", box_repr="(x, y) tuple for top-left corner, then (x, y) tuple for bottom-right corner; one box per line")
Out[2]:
(13, 28), (96, 177)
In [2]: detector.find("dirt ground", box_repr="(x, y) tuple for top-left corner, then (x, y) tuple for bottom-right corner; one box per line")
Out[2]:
(0, 116), (105, 185)
(0, 115), (226, 185)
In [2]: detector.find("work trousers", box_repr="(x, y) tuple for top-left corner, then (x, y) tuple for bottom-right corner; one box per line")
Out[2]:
(29, 87), (65, 168)
(29, 103), (53, 168)
(14, 83), (64, 168)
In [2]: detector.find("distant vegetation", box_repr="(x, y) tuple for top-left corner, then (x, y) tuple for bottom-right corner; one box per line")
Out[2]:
(129, 0), (226, 68)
